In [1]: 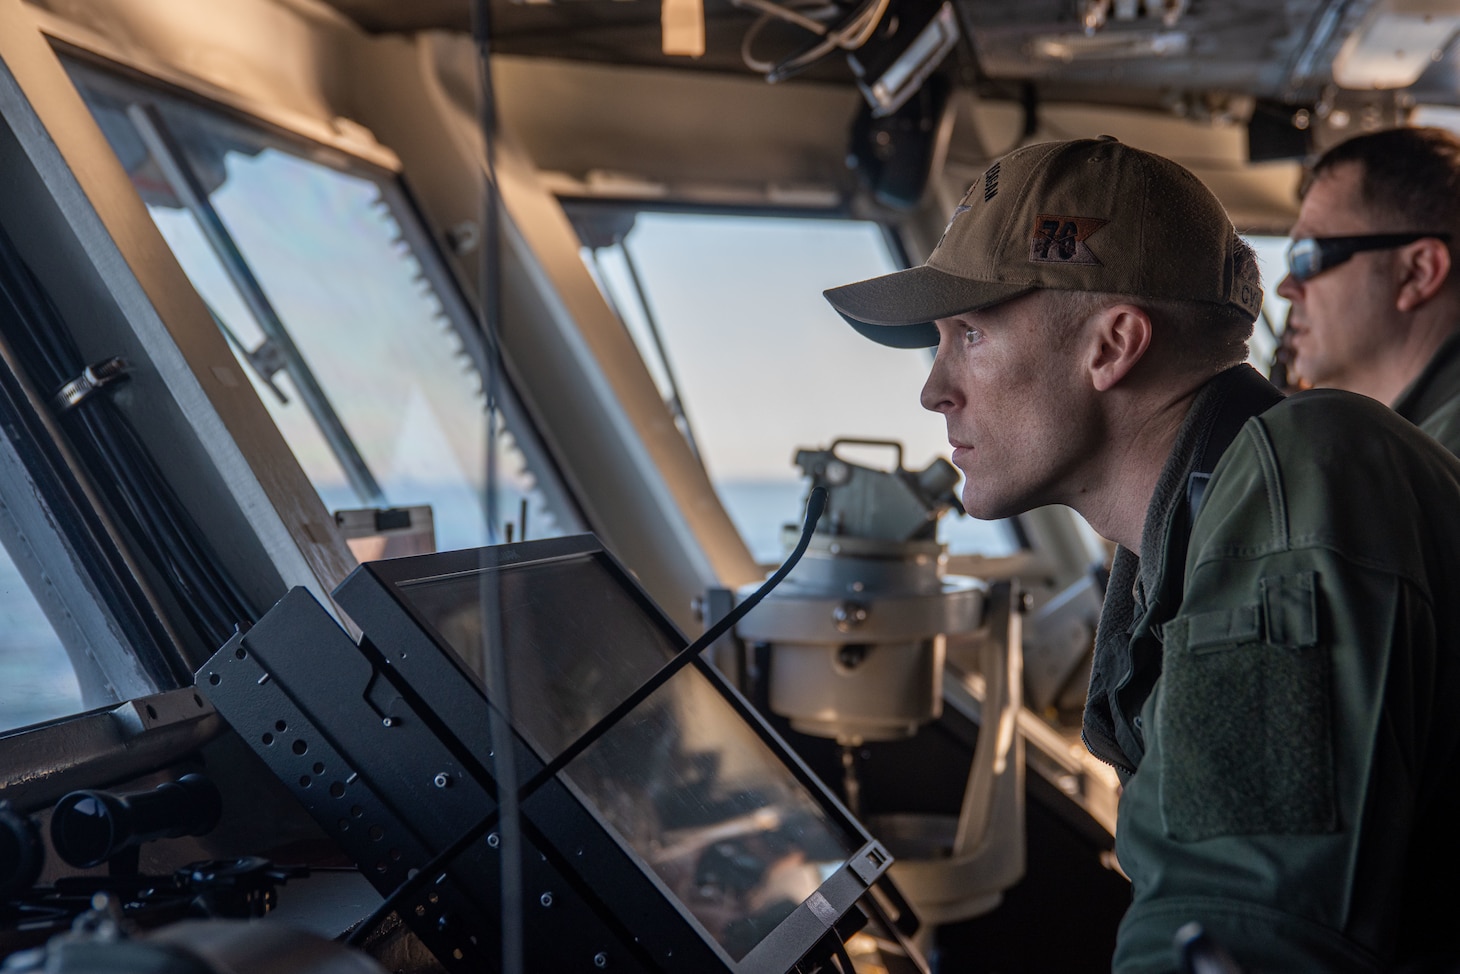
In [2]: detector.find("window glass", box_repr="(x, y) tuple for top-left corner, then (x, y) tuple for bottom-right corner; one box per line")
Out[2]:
(0, 550), (84, 732)
(1246, 233), (1291, 381)
(67, 65), (582, 554)
(577, 212), (1018, 564)
(0, 421), (148, 731)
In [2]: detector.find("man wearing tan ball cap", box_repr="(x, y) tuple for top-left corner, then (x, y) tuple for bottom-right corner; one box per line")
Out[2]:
(827, 136), (1460, 971)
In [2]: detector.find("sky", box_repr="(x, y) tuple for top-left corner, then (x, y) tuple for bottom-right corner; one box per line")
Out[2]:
(136, 125), (1298, 562)
(598, 213), (1294, 484)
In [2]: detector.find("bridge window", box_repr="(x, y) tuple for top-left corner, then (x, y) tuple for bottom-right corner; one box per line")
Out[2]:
(65, 61), (583, 554)
(567, 206), (1020, 564)
(1246, 234), (1291, 381)
(0, 544), (83, 732)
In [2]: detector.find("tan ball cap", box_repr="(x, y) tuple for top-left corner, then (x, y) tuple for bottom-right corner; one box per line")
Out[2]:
(824, 137), (1264, 348)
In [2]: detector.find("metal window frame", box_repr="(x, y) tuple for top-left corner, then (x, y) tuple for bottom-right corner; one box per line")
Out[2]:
(61, 51), (588, 550)
(0, 0), (352, 753)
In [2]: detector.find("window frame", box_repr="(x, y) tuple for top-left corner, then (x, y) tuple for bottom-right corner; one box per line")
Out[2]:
(559, 196), (1026, 563)
(62, 53), (589, 555)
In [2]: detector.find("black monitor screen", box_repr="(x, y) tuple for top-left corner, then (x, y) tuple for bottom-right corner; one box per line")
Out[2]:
(398, 553), (671, 762)
(394, 550), (863, 961)
(564, 665), (858, 960)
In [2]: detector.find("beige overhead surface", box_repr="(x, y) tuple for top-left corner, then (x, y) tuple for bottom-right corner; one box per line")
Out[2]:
(490, 57), (1302, 232)
(492, 55), (865, 205)
(935, 97), (1303, 242)
(24, 0), (398, 169)
(27, 0), (1305, 232)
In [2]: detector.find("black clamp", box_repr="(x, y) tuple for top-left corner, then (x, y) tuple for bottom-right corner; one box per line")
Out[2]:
(52, 357), (131, 413)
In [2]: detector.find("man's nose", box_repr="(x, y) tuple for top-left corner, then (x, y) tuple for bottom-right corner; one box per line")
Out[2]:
(1275, 272), (1300, 302)
(921, 350), (956, 414)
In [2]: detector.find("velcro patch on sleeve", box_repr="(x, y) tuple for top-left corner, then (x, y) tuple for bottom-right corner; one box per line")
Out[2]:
(1158, 571), (1336, 841)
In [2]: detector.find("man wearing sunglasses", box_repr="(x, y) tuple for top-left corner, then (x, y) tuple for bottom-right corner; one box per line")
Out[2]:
(1277, 127), (1460, 452)
(827, 136), (1460, 971)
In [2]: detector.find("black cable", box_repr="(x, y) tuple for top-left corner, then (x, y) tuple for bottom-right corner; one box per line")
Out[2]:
(85, 413), (252, 637)
(345, 486), (828, 951)
(0, 212), (257, 664)
(0, 302), (177, 686)
(523, 484), (826, 793)
(469, 2), (524, 973)
(65, 398), (249, 642)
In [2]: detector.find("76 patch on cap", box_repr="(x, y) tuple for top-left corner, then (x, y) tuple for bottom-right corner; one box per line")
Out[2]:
(1030, 214), (1107, 265)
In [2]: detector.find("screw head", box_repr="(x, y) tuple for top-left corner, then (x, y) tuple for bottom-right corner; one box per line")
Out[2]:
(593, 953), (608, 969)
(487, 832), (500, 848)
(832, 601), (869, 633)
(381, 716), (396, 728)
(539, 892), (553, 908)
(434, 773), (452, 789)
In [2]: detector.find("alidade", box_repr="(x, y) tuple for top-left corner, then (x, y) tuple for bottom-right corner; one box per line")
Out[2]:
(736, 440), (984, 744)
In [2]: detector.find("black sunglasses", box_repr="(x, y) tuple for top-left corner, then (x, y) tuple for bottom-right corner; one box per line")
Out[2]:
(1286, 232), (1452, 283)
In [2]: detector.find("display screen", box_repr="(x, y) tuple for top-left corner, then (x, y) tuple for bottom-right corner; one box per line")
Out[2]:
(565, 665), (857, 960)
(395, 550), (862, 961)
(398, 554), (673, 762)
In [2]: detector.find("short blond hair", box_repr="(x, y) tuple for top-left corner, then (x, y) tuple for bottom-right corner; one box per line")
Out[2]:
(1039, 237), (1259, 374)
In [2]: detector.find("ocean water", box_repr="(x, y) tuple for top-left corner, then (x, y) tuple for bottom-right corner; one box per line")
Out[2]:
(0, 552), (85, 733)
(0, 479), (1014, 734)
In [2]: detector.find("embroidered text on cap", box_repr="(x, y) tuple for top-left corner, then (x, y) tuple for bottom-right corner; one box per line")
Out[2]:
(1030, 215), (1107, 265)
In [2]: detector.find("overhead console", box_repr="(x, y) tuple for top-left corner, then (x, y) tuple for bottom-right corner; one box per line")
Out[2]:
(198, 535), (894, 973)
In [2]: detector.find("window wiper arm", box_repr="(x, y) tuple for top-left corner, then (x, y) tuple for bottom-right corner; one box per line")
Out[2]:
(204, 303), (289, 407)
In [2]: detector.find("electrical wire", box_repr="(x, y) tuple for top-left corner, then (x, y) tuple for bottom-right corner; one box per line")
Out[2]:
(733, 0), (834, 37)
(345, 487), (829, 952)
(735, 0), (840, 73)
(0, 220), (256, 669)
(739, 0), (838, 74)
(735, 0), (892, 82)
(0, 238), (181, 687)
(471, 2), (525, 973)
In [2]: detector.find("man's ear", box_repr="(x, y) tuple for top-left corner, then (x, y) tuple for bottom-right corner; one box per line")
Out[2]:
(1396, 237), (1452, 312)
(1087, 304), (1152, 392)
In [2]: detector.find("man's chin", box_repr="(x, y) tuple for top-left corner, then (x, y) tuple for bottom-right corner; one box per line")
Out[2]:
(1289, 362), (1322, 389)
(961, 492), (1019, 523)
(1286, 347), (1319, 381)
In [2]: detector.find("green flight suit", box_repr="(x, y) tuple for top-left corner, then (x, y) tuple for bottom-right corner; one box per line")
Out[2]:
(1084, 364), (1460, 972)
(1393, 331), (1460, 457)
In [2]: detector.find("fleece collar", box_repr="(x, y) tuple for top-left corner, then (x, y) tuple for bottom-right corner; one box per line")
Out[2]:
(1081, 364), (1283, 774)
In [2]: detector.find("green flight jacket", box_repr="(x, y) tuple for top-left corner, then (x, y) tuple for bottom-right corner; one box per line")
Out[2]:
(1084, 365), (1460, 972)
(1393, 331), (1460, 457)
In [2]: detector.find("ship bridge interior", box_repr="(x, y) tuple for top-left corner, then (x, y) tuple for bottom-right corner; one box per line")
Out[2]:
(0, 0), (1453, 972)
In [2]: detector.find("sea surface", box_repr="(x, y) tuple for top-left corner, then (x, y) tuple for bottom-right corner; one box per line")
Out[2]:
(0, 479), (1013, 734)
(0, 551), (85, 733)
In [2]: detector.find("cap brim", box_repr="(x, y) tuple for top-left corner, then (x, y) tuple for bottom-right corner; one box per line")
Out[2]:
(824, 265), (1033, 348)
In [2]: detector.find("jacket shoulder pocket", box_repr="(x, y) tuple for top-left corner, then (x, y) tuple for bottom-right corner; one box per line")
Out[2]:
(1158, 570), (1336, 842)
